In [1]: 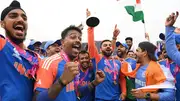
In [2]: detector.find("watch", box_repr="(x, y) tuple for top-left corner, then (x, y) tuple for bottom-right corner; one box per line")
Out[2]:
(144, 93), (151, 99)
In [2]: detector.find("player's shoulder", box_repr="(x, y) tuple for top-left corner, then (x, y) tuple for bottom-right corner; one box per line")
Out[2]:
(40, 53), (63, 70)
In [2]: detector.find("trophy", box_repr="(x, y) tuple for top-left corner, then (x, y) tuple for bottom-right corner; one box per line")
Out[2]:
(159, 33), (165, 41)
(86, 9), (100, 27)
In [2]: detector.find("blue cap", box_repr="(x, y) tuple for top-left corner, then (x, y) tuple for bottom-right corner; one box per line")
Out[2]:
(27, 40), (42, 51)
(29, 40), (42, 46)
(27, 45), (34, 50)
(116, 41), (128, 49)
(44, 40), (61, 51)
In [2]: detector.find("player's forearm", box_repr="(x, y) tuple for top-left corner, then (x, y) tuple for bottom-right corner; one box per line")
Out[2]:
(144, 89), (175, 101)
(34, 79), (64, 101)
(148, 93), (160, 100)
(112, 37), (117, 51)
(77, 80), (98, 97)
(47, 78), (65, 99)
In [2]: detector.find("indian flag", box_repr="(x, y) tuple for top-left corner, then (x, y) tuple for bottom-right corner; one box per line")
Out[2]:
(125, 0), (144, 22)
(138, 65), (176, 90)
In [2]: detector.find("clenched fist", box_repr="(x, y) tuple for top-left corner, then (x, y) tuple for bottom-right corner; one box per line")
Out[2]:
(165, 11), (179, 27)
(60, 62), (79, 85)
(93, 70), (106, 86)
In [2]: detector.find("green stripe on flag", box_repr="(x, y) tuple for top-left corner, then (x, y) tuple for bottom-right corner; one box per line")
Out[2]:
(133, 11), (144, 22)
(125, 6), (135, 15)
(126, 76), (136, 100)
(125, 6), (144, 22)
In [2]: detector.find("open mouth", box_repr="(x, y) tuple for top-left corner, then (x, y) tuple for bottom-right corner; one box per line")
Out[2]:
(106, 48), (112, 52)
(56, 50), (60, 53)
(13, 24), (25, 35)
(82, 62), (88, 66)
(72, 44), (81, 50)
(72, 43), (81, 54)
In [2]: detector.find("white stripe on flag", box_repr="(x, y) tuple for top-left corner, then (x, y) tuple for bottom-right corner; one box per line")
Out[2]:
(137, 65), (176, 90)
(137, 82), (176, 89)
(135, 3), (142, 12)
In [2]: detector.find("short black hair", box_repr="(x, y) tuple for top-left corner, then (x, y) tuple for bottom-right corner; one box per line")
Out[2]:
(78, 50), (89, 59)
(125, 37), (133, 41)
(100, 39), (111, 48)
(127, 50), (134, 54)
(61, 25), (82, 39)
(139, 41), (157, 61)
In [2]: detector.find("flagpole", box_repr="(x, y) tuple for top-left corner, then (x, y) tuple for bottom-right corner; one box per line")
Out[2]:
(143, 21), (150, 41)
(143, 22), (146, 33)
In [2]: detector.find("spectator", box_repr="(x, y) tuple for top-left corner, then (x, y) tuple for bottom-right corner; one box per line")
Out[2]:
(125, 37), (135, 52)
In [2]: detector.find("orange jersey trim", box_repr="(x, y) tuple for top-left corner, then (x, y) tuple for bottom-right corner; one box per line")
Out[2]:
(34, 53), (63, 90)
(0, 37), (6, 51)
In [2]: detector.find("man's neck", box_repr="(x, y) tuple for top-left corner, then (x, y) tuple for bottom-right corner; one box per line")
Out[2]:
(61, 49), (75, 61)
(47, 53), (52, 57)
(69, 56), (75, 61)
(12, 41), (24, 49)
(17, 43), (24, 49)
(7, 38), (24, 49)
(121, 53), (127, 59)
(141, 58), (151, 66)
(103, 55), (112, 59)
(81, 67), (88, 72)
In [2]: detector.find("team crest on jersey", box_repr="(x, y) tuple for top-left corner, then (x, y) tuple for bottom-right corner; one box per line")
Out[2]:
(141, 71), (146, 78)
(12, 48), (22, 60)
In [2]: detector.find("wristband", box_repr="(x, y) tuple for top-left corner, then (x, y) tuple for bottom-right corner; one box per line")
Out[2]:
(58, 78), (66, 87)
